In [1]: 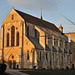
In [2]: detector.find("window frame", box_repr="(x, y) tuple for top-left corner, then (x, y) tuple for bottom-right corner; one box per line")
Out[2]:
(27, 50), (29, 60)
(11, 26), (15, 46)
(7, 33), (9, 47)
(16, 32), (19, 46)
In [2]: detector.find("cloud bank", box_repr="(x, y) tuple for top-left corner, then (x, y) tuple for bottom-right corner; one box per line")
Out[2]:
(8, 0), (66, 10)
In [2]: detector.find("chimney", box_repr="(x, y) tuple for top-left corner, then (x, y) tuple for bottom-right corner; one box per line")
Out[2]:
(59, 25), (63, 32)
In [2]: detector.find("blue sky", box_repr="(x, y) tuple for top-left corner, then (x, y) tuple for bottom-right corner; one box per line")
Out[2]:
(0, 0), (75, 33)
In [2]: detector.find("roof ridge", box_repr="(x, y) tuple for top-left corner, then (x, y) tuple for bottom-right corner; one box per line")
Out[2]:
(15, 9), (53, 24)
(15, 9), (43, 20)
(15, 9), (61, 33)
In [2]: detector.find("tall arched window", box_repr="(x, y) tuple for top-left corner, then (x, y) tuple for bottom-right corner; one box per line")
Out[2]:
(7, 33), (9, 47)
(11, 26), (15, 46)
(27, 50), (29, 60)
(16, 32), (19, 46)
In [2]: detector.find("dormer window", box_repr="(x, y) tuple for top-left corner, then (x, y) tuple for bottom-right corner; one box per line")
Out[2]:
(27, 26), (29, 36)
(35, 29), (39, 38)
(35, 29), (39, 43)
(12, 15), (14, 20)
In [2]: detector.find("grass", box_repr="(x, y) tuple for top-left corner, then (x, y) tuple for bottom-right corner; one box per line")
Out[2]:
(1, 72), (12, 75)
(20, 69), (75, 75)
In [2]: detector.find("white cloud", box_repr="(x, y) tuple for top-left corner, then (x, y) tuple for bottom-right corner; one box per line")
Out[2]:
(7, 0), (66, 10)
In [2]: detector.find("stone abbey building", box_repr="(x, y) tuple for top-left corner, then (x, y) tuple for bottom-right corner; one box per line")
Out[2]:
(0, 8), (72, 69)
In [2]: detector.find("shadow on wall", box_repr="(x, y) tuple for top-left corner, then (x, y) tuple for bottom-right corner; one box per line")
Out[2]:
(71, 40), (75, 69)
(65, 33), (75, 69)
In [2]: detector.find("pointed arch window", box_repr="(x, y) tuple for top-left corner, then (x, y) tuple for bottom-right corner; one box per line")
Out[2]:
(7, 33), (9, 47)
(27, 50), (29, 60)
(16, 32), (19, 46)
(11, 26), (15, 46)
(12, 15), (14, 20)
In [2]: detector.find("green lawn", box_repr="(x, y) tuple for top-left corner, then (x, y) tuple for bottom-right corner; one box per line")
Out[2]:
(2, 72), (12, 75)
(20, 69), (75, 75)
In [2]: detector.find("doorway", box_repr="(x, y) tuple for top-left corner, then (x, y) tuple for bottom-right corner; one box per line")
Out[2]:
(8, 54), (16, 69)
(13, 60), (16, 69)
(9, 61), (12, 69)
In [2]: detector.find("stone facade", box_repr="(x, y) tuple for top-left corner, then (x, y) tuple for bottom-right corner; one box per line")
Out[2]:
(65, 33), (75, 69)
(0, 8), (72, 69)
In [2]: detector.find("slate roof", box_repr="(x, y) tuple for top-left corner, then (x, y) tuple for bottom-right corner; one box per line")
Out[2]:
(58, 48), (62, 53)
(64, 49), (68, 53)
(69, 50), (72, 54)
(28, 37), (51, 51)
(15, 9), (62, 32)
(46, 45), (51, 51)
(28, 37), (44, 50)
(52, 46), (57, 52)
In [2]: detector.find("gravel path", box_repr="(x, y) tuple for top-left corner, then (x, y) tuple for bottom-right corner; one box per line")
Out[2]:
(5, 69), (29, 75)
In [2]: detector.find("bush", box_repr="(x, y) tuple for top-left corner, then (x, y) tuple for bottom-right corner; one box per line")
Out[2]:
(0, 64), (7, 74)
(33, 66), (36, 69)
(66, 66), (69, 70)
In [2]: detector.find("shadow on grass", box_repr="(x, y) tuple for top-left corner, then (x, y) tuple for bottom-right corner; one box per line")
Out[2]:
(20, 69), (75, 75)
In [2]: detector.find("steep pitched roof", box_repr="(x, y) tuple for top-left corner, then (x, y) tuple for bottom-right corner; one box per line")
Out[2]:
(15, 9), (61, 32)
(58, 48), (62, 53)
(46, 45), (51, 51)
(69, 50), (72, 54)
(28, 37), (44, 50)
(64, 49), (68, 53)
(52, 46), (57, 52)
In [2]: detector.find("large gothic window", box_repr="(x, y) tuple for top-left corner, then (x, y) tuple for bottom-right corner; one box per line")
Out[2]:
(7, 33), (9, 46)
(16, 32), (19, 46)
(11, 26), (15, 46)
(12, 15), (14, 20)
